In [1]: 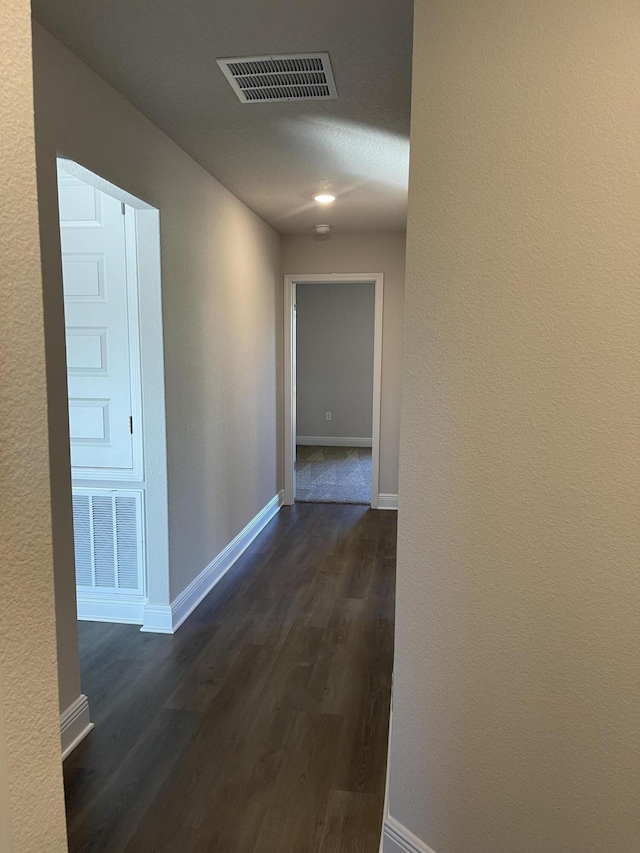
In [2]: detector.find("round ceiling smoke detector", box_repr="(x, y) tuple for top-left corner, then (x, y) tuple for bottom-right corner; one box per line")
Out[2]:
(314, 224), (331, 235)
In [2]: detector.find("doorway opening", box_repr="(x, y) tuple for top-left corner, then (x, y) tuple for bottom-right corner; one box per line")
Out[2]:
(283, 273), (383, 508)
(56, 159), (169, 629)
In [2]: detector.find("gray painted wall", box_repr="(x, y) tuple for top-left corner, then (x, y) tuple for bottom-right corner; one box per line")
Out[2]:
(282, 232), (405, 497)
(33, 24), (281, 714)
(296, 282), (375, 441)
(388, 2), (640, 852)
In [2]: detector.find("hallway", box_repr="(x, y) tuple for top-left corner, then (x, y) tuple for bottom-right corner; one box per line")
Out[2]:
(295, 446), (372, 505)
(64, 503), (396, 852)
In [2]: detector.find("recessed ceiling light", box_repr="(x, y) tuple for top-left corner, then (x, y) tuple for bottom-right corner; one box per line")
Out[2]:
(314, 193), (336, 204)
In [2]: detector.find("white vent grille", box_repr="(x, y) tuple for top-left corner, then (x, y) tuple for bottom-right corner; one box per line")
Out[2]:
(217, 53), (337, 103)
(72, 489), (144, 595)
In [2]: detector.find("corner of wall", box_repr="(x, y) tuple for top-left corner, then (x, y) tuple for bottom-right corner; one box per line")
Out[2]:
(60, 694), (94, 759)
(382, 817), (437, 853)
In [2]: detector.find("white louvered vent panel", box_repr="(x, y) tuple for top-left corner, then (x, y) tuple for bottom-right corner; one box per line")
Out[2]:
(115, 495), (139, 589)
(217, 53), (337, 103)
(72, 488), (144, 595)
(72, 493), (93, 586)
(92, 496), (116, 587)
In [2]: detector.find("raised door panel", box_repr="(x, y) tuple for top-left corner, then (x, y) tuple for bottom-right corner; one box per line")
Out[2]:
(59, 172), (134, 472)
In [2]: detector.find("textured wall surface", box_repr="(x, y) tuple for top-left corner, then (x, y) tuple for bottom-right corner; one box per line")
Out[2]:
(282, 232), (405, 495)
(389, 2), (640, 852)
(296, 282), (375, 439)
(32, 23), (281, 619)
(0, 2), (68, 850)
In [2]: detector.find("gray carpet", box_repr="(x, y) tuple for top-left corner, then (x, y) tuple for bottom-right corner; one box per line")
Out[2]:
(295, 445), (372, 505)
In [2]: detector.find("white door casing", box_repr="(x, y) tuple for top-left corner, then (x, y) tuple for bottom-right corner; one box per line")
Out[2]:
(56, 158), (161, 634)
(283, 273), (384, 509)
(292, 295), (297, 494)
(59, 172), (140, 477)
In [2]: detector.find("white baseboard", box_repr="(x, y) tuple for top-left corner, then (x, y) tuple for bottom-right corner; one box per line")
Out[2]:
(383, 817), (436, 853)
(378, 493), (398, 510)
(140, 603), (174, 634)
(383, 832), (408, 853)
(60, 694), (94, 759)
(141, 492), (283, 634)
(379, 702), (393, 853)
(77, 593), (146, 625)
(296, 436), (373, 447)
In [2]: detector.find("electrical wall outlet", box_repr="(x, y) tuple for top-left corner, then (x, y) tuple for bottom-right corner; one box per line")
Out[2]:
(325, 412), (332, 421)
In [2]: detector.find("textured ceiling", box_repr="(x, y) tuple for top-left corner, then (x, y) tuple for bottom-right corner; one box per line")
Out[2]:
(31, 0), (413, 235)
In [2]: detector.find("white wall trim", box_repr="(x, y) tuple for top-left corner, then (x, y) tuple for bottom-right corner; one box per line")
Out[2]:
(378, 493), (398, 510)
(141, 492), (283, 634)
(169, 491), (283, 632)
(60, 694), (94, 760)
(77, 593), (146, 625)
(379, 700), (393, 853)
(140, 604), (174, 634)
(296, 436), (373, 447)
(383, 817), (437, 853)
(283, 273), (384, 509)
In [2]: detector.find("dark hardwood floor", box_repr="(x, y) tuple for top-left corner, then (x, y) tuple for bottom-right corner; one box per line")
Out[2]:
(64, 503), (396, 852)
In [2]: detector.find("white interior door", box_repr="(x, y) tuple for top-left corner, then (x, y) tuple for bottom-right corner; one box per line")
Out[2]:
(59, 170), (134, 473)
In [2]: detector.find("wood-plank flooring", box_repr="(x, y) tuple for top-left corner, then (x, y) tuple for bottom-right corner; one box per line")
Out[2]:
(64, 503), (396, 853)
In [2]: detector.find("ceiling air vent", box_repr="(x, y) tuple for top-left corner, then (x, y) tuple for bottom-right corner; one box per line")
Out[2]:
(217, 53), (337, 103)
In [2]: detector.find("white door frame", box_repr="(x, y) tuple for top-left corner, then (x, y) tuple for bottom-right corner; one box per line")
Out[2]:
(56, 157), (170, 629)
(283, 272), (384, 509)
